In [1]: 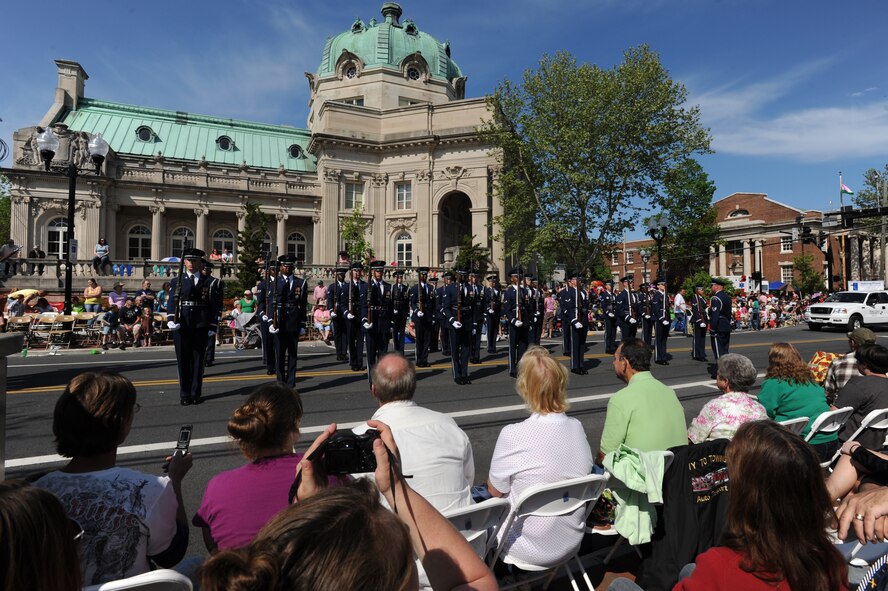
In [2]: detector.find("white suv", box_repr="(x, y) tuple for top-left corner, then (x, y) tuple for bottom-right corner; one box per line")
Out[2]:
(805, 291), (888, 331)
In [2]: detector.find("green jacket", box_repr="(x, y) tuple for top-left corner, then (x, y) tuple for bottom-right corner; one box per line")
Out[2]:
(757, 377), (835, 444)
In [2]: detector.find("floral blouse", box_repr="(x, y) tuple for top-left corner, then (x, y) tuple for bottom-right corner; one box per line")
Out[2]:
(687, 392), (768, 443)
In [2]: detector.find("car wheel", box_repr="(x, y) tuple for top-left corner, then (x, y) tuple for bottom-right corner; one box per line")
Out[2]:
(849, 315), (863, 331)
(808, 323), (822, 331)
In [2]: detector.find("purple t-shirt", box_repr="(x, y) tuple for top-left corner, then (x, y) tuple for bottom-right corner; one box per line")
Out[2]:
(193, 454), (304, 550)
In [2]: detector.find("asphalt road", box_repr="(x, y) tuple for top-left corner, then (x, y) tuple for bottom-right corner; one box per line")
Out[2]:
(3, 323), (861, 559)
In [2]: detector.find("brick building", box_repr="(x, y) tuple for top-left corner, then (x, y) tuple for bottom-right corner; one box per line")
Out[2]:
(607, 193), (879, 292)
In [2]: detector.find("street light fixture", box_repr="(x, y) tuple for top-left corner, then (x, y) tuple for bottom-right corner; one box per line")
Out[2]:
(639, 248), (651, 284)
(646, 214), (669, 282)
(35, 126), (110, 314)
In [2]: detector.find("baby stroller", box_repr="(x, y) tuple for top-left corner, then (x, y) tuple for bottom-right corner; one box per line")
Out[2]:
(233, 312), (261, 350)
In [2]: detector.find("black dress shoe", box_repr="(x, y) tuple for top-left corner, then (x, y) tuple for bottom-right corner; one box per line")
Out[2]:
(471, 358), (480, 364)
(180, 398), (192, 406)
(571, 368), (582, 375)
(655, 360), (669, 365)
(464, 378), (472, 385)
(580, 368), (589, 375)
(267, 369), (275, 375)
(509, 372), (517, 378)
(192, 397), (204, 405)
(454, 378), (463, 385)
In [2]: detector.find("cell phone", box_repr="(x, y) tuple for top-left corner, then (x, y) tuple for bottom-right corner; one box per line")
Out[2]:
(163, 424), (193, 472)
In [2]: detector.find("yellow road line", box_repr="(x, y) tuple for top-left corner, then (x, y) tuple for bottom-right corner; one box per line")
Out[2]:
(7, 334), (846, 395)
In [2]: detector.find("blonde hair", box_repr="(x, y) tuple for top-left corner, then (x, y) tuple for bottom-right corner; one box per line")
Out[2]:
(516, 346), (569, 414)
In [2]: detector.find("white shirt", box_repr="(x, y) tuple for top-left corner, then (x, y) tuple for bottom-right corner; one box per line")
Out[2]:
(488, 413), (593, 567)
(355, 400), (475, 513)
(673, 292), (686, 314)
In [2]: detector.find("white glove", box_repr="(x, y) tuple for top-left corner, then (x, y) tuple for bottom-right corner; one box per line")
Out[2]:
(514, 320), (523, 327)
(607, 312), (615, 318)
(167, 321), (180, 330)
(330, 311), (337, 318)
(261, 314), (268, 322)
(661, 319), (670, 326)
(347, 312), (355, 320)
(644, 314), (651, 320)
(574, 321), (583, 329)
(488, 308), (494, 314)
(208, 330), (216, 337)
(363, 322), (373, 329)
(472, 329), (477, 335)
(699, 322), (707, 328)
(416, 310), (424, 318)
(629, 318), (638, 325)
(535, 312), (541, 318)
(269, 325), (279, 334)
(452, 321), (463, 329)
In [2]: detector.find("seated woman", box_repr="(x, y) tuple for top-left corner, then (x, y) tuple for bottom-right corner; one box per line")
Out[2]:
(198, 421), (497, 591)
(194, 383), (318, 552)
(687, 353), (767, 443)
(609, 421), (847, 591)
(758, 342), (838, 460)
(312, 301), (332, 343)
(34, 372), (192, 585)
(486, 345), (593, 570)
(1, 480), (82, 591)
(827, 438), (888, 503)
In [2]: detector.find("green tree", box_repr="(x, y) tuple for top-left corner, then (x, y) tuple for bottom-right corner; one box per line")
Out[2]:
(235, 201), (268, 292)
(681, 270), (735, 299)
(0, 174), (10, 240)
(484, 46), (711, 277)
(792, 253), (824, 296)
(452, 234), (490, 274)
(852, 164), (888, 208)
(657, 159), (720, 289)
(340, 206), (371, 266)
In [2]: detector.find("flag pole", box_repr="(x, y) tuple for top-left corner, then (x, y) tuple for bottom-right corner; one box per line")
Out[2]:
(840, 171), (847, 290)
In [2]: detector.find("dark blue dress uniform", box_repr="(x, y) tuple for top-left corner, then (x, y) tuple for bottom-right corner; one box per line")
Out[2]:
(326, 268), (350, 361)
(483, 278), (502, 354)
(616, 276), (639, 340)
(561, 274), (589, 374)
(443, 270), (477, 384)
(599, 283), (618, 354)
(709, 279), (733, 360)
(689, 287), (709, 361)
(360, 262), (393, 384)
(345, 264), (366, 371)
(639, 286), (654, 348)
(390, 271), (409, 353)
(203, 263), (223, 366)
(409, 268), (434, 367)
(556, 287), (570, 355)
(270, 256), (308, 387)
(166, 249), (222, 405)
(436, 277), (451, 356)
(651, 281), (671, 365)
(255, 269), (277, 375)
(470, 273), (484, 363)
(428, 277), (440, 352)
(502, 272), (531, 378)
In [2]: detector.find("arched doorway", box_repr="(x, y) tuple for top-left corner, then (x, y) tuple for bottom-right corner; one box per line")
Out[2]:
(438, 192), (472, 263)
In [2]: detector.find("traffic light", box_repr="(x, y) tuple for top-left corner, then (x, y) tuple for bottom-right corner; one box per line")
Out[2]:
(750, 271), (762, 282)
(801, 226), (816, 244)
(819, 232), (829, 253)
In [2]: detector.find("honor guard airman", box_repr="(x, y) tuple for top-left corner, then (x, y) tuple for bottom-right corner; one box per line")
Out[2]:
(562, 271), (590, 375)
(436, 273), (452, 357)
(361, 260), (393, 384)
(203, 261), (223, 367)
(409, 266), (435, 367)
(428, 276), (441, 352)
(503, 269), (531, 378)
(600, 280), (618, 354)
(443, 268), (477, 384)
(166, 248), (222, 405)
(709, 278), (733, 361)
(556, 284), (570, 355)
(616, 275), (639, 340)
(469, 270), (484, 363)
(690, 285), (709, 362)
(651, 278), (670, 365)
(268, 255), (308, 387)
(483, 275), (502, 354)
(390, 269), (409, 353)
(639, 283), (654, 348)
(326, 266), (350, 361)
(346, 262), (366, 371)
(255, 259), (277, 375)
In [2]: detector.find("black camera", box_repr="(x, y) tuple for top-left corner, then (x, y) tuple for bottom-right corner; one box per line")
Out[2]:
(315, 429), (380, 475)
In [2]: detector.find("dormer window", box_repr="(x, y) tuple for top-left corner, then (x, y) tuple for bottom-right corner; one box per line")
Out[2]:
(135, 126), (155, 142)
(407, 67), (421, 81)
(346, 66), (358, 79)
(403, 19), (418, 36)
(216, 136), (234, 151)
(288, 144), (305, 159)
(727, 209), (750, 218)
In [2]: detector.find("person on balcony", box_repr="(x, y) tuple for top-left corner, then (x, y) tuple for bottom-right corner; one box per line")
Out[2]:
(92, 238), (110, 275)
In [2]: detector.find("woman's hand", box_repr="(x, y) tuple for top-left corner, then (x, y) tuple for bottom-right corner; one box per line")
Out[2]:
(366, 420), (400, 502)
(837, 486), (888, 543)
(841, 440), (862, 456)
(293, 423), (337, 503)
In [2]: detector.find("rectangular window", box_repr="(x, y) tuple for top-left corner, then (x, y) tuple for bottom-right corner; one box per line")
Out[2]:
(396, 182), (412, 210)
(396, 240), (413, 268)
(398, 97), (422, 107)
(780, 237), (793, 253)
(128, 237), (151, 260)
(611, 253), (619, 265)
(342, 97), (364, 106)
(781, 266), (794, 284)
(345, 182), (364, 210)
(626, 251), (635, 264)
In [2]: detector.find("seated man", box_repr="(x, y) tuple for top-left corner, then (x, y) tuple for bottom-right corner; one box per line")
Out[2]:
(354, 352), (474, 513)
(824, 327), (876, 404)
(120, 297), (143, 346)
(598, 338), (687, 464)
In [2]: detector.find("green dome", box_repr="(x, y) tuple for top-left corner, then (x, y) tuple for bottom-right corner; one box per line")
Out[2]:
(318, 3), (462, 81)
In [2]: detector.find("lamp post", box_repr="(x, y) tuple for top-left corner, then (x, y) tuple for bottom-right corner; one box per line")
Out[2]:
(647, 215), (669, 283)
(640, 248), (651, 284)
(35, 127), (110, 314)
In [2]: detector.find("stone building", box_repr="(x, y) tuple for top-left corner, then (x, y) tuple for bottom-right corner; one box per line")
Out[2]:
(1, 3), (504, 289)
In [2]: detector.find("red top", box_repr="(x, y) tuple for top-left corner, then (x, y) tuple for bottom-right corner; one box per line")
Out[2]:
(673, 547), (847, 591)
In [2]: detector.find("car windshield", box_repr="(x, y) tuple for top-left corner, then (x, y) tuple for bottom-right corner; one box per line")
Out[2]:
(823, 292), (867, 303)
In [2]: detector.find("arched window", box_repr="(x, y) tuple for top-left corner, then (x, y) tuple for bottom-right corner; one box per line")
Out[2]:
(395, 232), (413, 268)
(287, 232), (307, 263)
(128, 225), (152, 260)
(212, 229), (235, 255)
(170, 227), (194, 257)
(727, 209), (750, 218)
(46, 217), (68, 259)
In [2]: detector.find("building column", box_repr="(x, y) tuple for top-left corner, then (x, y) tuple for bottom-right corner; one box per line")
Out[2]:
(276, 213), (288, 256)
(320, 169), (341, 264)
(743, 240), (752, 275)
(371, 174), (387, 260)
(488, 167), (505, 275)
(311, 213), (321, 265)
(149, 205), (165, 260)
(709, 246), (717, 276)
(236, 210), (247, 234)
(718, 244), (727, 276)
(104, 199), (117, 250)
(194, 208), (208, 251)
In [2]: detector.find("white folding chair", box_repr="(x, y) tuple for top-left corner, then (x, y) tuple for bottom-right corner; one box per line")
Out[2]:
(491, 474), (609, 591)
(803, 407), (854, 468)
(827, 408), (888, 466)
(82, 569), (192, 591)
(595, 450), (675, 565)
(778, 416), (810, 436)
(442, 497), (511, 562)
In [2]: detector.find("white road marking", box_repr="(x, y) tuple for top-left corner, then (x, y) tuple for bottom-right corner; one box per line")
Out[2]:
(5, 372), (756, 469)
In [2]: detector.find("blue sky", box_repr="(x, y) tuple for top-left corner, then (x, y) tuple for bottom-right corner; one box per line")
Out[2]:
(2, 0), (887, 215)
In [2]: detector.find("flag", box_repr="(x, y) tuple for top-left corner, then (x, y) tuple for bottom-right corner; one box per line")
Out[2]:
(841, 183), (855, 195)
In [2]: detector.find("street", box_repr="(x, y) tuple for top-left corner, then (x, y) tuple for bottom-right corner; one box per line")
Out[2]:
(4, 323), (858, 559)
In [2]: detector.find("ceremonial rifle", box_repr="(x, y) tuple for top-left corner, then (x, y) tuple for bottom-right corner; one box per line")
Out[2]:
(173, 240), (189, 324)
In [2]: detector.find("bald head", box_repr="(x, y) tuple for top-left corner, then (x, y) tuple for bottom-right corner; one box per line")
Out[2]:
(370, 353), (416, 404)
